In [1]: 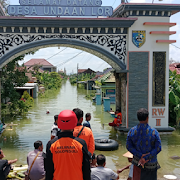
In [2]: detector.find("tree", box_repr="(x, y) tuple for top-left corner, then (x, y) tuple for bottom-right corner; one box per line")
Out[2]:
(169, 70), (180, 126)
(0, 0), (9, 12)
(1, 51), (36, 115)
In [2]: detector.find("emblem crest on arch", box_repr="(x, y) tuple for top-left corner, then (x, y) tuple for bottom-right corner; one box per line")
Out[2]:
(132, 30), (146, 48)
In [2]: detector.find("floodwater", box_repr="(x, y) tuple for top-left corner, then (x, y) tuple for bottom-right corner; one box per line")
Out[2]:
(0, 80), (180, 179)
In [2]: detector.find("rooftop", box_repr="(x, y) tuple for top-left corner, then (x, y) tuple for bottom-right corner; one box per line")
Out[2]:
(24, 59), (54, 66)
(112, 3), (180, 17)
(169, 63), (180, 74)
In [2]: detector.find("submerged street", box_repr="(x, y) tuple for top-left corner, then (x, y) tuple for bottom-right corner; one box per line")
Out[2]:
(0, 80), (180, 179)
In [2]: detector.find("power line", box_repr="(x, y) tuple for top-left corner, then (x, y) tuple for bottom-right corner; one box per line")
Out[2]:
(24, 47), (68, 68)
(79, 55), (94, 68)
(95, 62), (108, 70)
(46, 47), (68, 60)
(56, 51), (84, 68)
(171, 44), (180, 50)
(112, 0), (117, 7)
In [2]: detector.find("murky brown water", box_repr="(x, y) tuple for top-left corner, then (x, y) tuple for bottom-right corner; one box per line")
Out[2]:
(0, 80), (180, 179)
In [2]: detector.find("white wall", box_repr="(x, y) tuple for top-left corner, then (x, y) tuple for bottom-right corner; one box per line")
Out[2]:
(127, 16), (171, 128)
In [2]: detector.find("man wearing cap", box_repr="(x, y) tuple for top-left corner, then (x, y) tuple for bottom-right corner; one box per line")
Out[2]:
(126, 108), (161, 180)
(118, 152), (133, 180)
(73, 108), (95, 156)
(45, 110), (91, 180)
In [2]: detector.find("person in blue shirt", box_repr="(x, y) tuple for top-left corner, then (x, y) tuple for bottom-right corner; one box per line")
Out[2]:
(126, 108), (161, 180)
(83, 113), (91, 129)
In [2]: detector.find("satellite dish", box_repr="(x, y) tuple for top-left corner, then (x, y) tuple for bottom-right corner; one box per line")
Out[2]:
(164, 175), (177, 180)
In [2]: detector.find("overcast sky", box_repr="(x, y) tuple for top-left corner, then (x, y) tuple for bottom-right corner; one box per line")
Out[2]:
(9, 0), (180, 74)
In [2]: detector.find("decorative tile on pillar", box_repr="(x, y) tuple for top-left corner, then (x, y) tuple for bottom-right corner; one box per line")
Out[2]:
(153, 52), (166, 106)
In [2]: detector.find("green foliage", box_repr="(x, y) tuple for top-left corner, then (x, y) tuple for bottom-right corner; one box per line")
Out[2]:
(1, 51), (37, 116)
(69, 73), (96, 84)
(85, 92), (96, 99)
(21, 91), (30, 100)
(58, 71), (68, 80)
(95, 80), (102, 87)
(169, 70), (180, 126)
(35, 72), (62, 92)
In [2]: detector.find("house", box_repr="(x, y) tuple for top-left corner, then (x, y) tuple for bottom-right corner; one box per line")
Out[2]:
(85, 74), (103, 90)
(96, 71), (116, 104)
(169, 63), (180, 74)
(15, 83), (39, 99)
(24, 59), (57, 72)
(78, 68), (95, 75)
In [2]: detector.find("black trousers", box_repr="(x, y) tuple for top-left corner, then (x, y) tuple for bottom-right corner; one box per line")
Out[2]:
(140, 168), (157, 180)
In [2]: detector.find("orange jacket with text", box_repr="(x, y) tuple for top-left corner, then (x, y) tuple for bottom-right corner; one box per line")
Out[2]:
(114, 112), (122, 126)
(45, 131), (91, 180)
(73, 125), (95, 155)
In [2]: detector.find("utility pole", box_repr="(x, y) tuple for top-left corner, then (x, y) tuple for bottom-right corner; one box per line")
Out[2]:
(77, 63), (78, 87)
(121, 0), (125, 3)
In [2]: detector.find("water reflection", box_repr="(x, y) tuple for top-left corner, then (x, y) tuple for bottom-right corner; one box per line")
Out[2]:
(0, 80), (180, 179)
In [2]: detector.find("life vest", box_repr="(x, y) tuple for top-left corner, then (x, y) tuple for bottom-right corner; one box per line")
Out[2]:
(73, 125), (95, 155)
(114, 113), (122, 126)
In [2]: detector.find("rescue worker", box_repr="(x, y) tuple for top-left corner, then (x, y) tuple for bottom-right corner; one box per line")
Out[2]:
(73, 108), (95, 156)
(109, 108), (122, 127)
(45, 110), (91, 180)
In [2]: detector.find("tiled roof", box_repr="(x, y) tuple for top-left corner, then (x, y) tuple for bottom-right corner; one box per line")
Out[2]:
(169, 63), (180, 74)
(88, 75), (103, 81)
(24, 59), (53, 66)
(78, 69), (87, 73)
(28, 66), (44, 73)
(104, 74), (115, 83)
(103, 68), (113, 75)
(97, 71), (112, 82)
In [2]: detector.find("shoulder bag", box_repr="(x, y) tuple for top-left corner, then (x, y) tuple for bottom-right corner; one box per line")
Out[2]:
(25, 151), (41, 180)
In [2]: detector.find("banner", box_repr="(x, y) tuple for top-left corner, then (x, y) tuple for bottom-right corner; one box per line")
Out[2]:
(7, 0), (113, 16)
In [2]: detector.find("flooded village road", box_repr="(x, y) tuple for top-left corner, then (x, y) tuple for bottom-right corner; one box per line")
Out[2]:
(0, 80), (180, 179)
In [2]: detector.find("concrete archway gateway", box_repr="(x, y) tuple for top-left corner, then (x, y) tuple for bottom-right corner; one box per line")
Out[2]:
(0, 1), (180, 131)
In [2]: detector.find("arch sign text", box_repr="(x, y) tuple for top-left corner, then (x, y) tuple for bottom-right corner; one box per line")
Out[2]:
(7, 0), (113, 16)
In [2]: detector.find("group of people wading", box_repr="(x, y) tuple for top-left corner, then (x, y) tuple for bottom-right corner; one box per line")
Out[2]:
(0, 108), (161, 180)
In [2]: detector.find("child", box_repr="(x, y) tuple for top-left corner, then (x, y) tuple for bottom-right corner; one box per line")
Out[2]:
(118, 151), (133, 180)
(109, 108), (122, 127)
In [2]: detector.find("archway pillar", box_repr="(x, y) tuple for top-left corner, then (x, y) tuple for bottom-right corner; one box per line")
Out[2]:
(115, 72), (121, 110)
(115, 71), (127, 127)
(120, 73), (127, 127)
(0, 70), (2, 122)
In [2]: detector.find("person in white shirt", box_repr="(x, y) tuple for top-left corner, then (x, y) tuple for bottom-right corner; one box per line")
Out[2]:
(51, 115), (60, 140)
(91, 154), (119, 180)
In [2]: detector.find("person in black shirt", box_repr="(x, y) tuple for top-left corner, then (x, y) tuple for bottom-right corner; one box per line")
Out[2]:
(0, 148), (17, 180)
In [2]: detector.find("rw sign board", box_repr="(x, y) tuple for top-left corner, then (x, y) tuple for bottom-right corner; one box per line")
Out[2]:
(7, 0), (113, 16)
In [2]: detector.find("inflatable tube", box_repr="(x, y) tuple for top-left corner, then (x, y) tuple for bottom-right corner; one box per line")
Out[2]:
(95, 139), (119, 151)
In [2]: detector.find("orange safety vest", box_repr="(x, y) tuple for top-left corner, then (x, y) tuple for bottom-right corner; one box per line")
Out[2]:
(73, 125), (95, 155)
(50, 138), (84, 180)
(114, 112), (122, 126)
